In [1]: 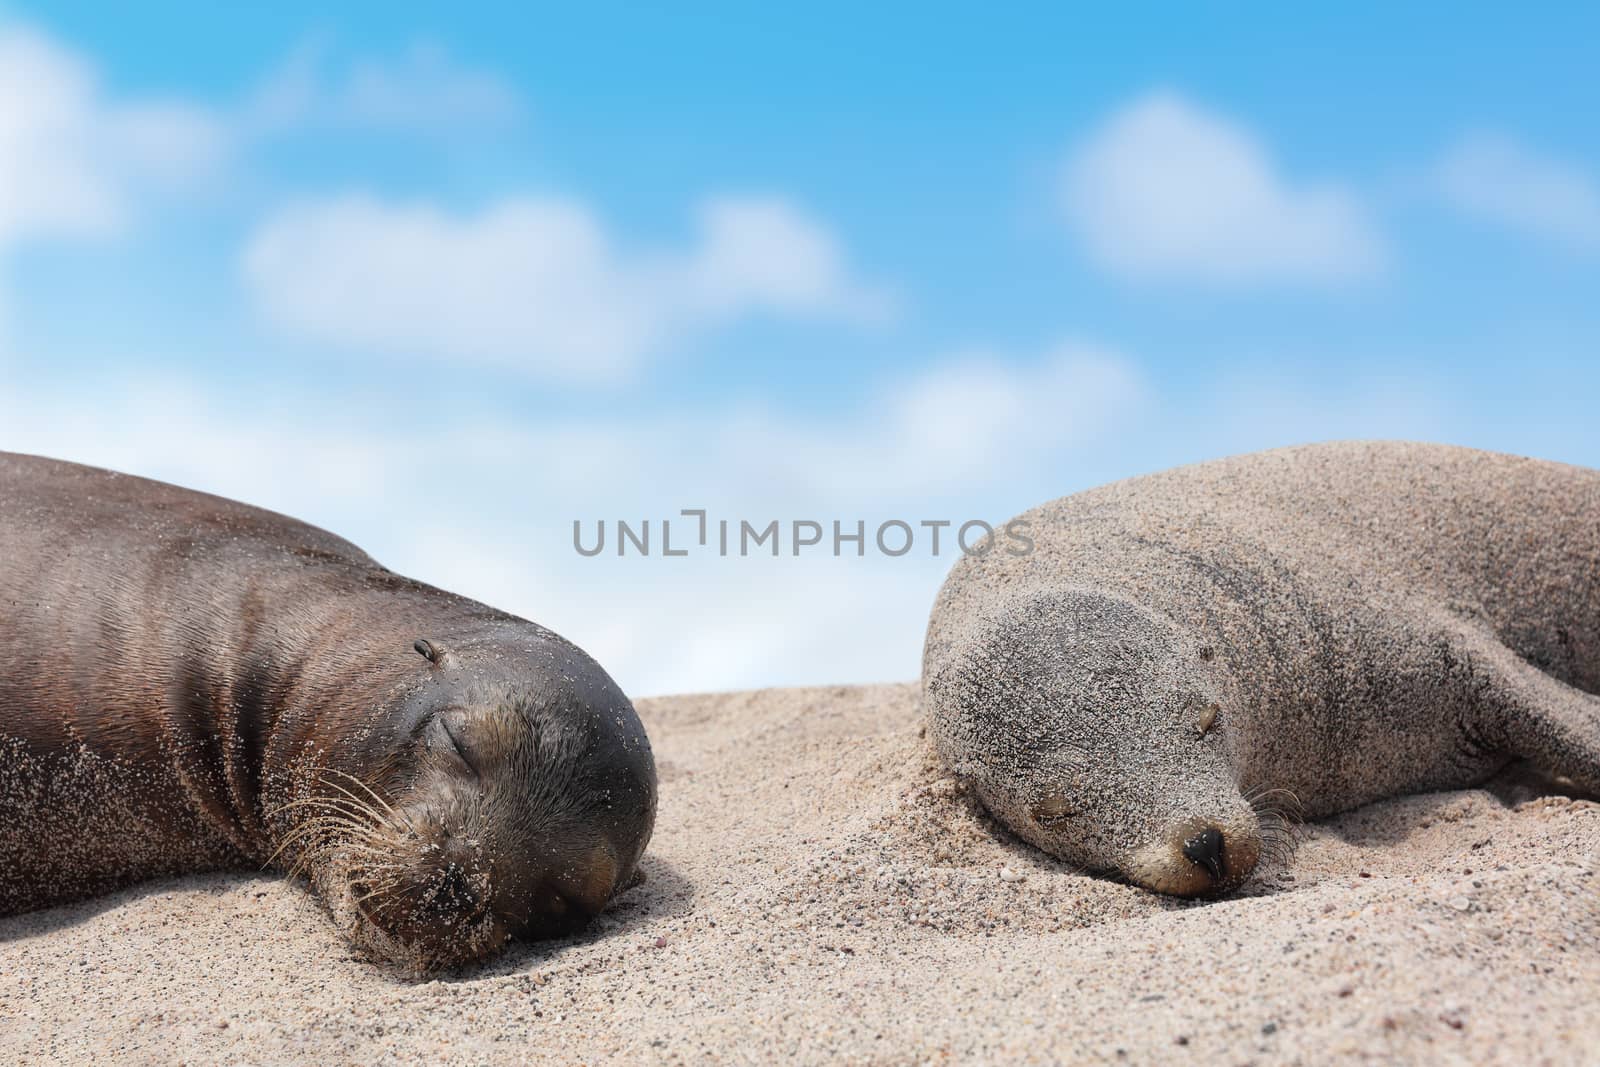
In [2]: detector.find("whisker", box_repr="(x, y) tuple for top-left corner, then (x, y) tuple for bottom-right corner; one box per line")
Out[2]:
(265, 816), (380, 868)
(319, 768), (418, 834)
(1244, 787), (1306, 878)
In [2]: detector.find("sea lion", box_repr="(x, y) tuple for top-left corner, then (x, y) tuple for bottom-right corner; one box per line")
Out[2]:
(922, 441), (1600, 897)
(0, 452), (656, 972)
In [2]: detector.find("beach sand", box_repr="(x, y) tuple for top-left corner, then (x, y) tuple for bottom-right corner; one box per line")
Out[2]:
(3, 682), (1597, 1064)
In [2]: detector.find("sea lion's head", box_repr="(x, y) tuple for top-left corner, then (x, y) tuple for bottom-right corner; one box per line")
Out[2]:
(925, 588), (1278, 897)
(289, 634), (656, 973)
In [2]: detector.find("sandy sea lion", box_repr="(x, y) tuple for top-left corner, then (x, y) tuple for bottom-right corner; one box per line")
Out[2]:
(922, 441), (1600, 897)
(0, 452), (656, 972)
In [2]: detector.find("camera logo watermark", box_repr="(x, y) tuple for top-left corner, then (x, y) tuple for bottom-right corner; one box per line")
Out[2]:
(573, 509), (1033, 558)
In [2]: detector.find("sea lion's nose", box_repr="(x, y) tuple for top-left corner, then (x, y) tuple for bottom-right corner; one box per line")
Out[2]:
(418, 863), (480, 920)
(1181, 826), (1226, 881)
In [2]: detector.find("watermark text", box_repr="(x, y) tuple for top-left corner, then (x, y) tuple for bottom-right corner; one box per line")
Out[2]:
(572, 510), (1034, 559)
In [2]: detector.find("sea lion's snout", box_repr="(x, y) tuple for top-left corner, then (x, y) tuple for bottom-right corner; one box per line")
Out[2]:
(1126, 815), (1261, 897)
(349, 833), (494, 947)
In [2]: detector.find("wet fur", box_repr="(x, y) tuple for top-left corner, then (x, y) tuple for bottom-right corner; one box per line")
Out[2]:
(0, 451), (655, 971)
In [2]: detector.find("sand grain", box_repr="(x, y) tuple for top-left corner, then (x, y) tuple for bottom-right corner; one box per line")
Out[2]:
(3, 683), (1597, 1064)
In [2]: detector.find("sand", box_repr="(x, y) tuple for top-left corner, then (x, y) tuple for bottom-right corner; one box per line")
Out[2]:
(3, 682), (1598, 1065)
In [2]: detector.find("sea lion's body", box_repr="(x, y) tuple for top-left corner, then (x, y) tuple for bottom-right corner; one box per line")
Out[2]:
(923, 442), (1600, 894)
(0, 452), (656, 969)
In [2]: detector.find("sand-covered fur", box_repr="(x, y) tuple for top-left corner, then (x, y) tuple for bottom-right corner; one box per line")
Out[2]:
(924, 441), (1600, 894)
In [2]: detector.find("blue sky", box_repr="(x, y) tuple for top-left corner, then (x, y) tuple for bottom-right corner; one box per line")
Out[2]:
(2, 4), (1597, 694)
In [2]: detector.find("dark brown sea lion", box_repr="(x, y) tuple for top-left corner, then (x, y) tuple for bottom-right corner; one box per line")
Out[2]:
(923, 441), (1600, 897)
(0, 451), (656, 972)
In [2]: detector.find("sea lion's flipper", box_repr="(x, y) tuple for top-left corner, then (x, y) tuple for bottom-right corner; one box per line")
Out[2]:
(1464, 628), (1600, 793)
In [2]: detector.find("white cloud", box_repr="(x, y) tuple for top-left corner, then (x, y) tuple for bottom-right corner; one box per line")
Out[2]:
(0, 22), (884, 385)
(246, 37), (521, 134)
(0, 23), (223, 343)
(0, 343), (1137, 695)
(882, 343), (1140, 478)
(1435, 132), (1600, 251)
(3, 344), (1552, 698)
(1061, 91), (1385, 284)
(240, 193), (893, 382)
(734, 342), (1143, 495)
(0, 23), (523, 261)
(0, 24), (224, 246)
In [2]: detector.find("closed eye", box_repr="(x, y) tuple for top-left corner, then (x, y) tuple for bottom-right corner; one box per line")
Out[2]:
(432, 713), (480, 777)
(1030, 795), (1078, 825)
